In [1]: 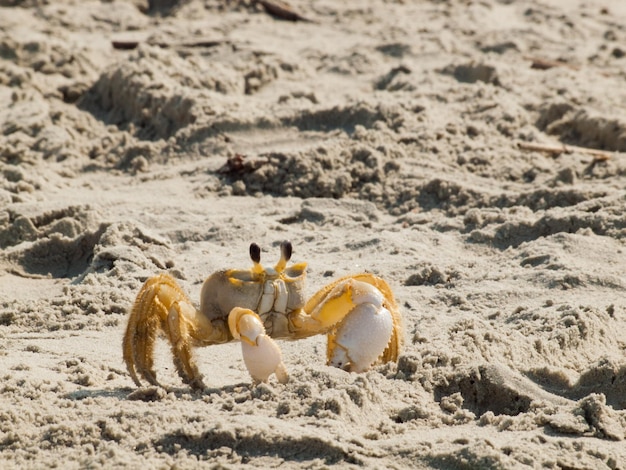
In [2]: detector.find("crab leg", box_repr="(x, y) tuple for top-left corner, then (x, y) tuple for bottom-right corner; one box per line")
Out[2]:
(123, 273), (229, 389)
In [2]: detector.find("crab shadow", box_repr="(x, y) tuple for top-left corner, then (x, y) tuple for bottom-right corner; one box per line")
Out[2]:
(63, 381), (256, 402)
(153, 425), (356, 465)
(64, 383), (357, 465)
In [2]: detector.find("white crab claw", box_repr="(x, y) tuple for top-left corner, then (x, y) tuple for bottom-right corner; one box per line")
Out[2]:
(329, 303), (393, 373)
(229, 308), (289, 384)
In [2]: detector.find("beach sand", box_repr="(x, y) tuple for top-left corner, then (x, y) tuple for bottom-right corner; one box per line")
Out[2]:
(1, 0), (626, 467)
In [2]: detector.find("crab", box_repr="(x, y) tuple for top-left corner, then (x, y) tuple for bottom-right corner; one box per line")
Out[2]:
(123, 241), (402, 389)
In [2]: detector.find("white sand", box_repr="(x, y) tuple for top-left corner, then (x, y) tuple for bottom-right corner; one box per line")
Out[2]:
(1, 0), (626, 467)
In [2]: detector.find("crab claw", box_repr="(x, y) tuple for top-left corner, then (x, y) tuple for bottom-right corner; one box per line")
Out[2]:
(296, 273), (401, 373)
(228, 307), (289, 384)
(328, 302), (394, 372)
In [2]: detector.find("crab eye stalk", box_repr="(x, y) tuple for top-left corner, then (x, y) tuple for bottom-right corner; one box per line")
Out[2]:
(249, 243), (261, 264)
(274, 240), (292, 272)
(281, 241), (292, 262)
(249, 243), (265, 276)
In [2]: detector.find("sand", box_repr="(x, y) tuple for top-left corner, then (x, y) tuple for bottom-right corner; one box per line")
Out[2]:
(1, 0), (626, 468)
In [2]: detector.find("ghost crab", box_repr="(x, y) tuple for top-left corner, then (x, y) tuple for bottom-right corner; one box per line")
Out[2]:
(123, 241), (402, 389)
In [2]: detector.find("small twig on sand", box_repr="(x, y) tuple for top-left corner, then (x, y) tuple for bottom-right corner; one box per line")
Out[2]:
(517, 141), (611, 161)
(523, 56), (580, 71)
(255, 0), (313, 22)
(111, 41), (141, 50)
(112, 39), (225, 50)
(217, 154), (269, 175)
(8, 268), (50, 280)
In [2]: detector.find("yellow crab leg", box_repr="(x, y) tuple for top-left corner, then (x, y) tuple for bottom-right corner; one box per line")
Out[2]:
(124, 273), (230, 389)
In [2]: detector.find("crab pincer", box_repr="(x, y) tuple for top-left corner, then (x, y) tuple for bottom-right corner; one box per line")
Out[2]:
(228, 307), (289, 384)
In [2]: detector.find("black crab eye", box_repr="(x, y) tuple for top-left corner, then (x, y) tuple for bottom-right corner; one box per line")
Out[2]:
(281, 240), (292, 262)
(250, 243), (261, 264)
